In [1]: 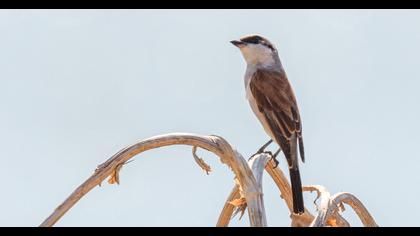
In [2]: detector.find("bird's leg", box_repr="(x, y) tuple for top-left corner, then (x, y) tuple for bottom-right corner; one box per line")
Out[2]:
(271, 148), (282, 168)
(249, 139), (273, 160)
(257, 139), (273, 153)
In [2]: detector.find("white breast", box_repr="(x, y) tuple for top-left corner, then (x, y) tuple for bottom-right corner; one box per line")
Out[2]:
(244, 67), (276, 141)
(244, 66), (256, 99)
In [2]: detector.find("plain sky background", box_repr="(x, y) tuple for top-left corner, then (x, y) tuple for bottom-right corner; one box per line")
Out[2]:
(1, 9), (419, 227)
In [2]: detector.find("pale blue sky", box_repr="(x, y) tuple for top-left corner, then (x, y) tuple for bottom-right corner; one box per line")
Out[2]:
(1, 9), (419, 226)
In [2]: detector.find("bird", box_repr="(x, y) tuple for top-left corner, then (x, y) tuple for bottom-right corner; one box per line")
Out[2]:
(231, 35), (305, 214)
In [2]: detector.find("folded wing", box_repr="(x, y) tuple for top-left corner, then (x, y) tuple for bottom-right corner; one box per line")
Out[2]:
(249, 69), (305, 165)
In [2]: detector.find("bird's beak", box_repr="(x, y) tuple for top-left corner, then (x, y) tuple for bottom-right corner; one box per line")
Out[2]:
(230, 40), (246, 48)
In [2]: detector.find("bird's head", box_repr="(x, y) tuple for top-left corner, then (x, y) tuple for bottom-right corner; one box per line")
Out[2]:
(231, 34), (279, 67)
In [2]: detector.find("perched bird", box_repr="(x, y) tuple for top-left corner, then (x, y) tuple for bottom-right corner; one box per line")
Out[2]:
(231, 35), (305, 214)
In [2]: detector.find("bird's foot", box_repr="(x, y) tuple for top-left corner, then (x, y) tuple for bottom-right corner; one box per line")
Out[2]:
(249, 139), (273, 160)
(249, 150), (272, 161)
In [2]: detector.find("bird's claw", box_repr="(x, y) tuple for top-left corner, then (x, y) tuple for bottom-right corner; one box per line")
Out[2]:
(249, 150), (272, 161)
(272, 156), (279, 169)
(249, 140), (274, 161)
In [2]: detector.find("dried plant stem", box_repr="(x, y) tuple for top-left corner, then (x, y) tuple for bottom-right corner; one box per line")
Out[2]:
(217, 154), (376, 227)
(331, 192), (378, 227)
(305, 185), (376, 227)
(39, 132), (378, 227)
(217, 154), (314, 227)
(216, 185), (241, 227)
(39, 133), (267, 227)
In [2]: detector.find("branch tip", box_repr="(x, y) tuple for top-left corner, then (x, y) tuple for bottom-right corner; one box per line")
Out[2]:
(192, 146), (212, 175)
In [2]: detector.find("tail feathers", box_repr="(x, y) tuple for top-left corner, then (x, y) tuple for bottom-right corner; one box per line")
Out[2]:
(289, 168), (305, 214)
(298, 137), (305, 163)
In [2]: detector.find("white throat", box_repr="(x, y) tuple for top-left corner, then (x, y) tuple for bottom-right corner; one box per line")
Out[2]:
(238, 43), (284, 99)
(240, 43), (277, 68)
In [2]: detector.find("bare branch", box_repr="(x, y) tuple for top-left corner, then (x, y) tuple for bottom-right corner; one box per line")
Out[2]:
(216, 185), (241, 227)
(304, 186), (375, 227)
(303, 185), (350, 227)
(331, 192), (378, 227)
(39, 133), (267, 227)
(192, 146), (211, 175)
(217, 153), (270, 227)
(39, 132), (377, 227)
(233, 153), (271, 222)
(217, 153), (315, 227)
(304, 185), (331, 227)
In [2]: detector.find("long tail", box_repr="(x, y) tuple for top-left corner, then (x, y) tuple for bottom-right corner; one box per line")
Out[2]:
(289, 167), (305, 214)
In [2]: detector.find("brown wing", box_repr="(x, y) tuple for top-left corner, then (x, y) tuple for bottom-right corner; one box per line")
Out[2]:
(249, 69), (305, 164)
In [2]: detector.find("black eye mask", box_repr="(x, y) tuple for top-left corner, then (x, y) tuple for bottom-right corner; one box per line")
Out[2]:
(240, 35), (276, 52)
(240, 35), (264, 44)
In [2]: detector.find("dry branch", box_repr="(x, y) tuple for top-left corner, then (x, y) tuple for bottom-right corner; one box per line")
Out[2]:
(305, 186), (376, 227)
(229, 153), (271, 224)
(217, 153), (314, 227)
(39, 133), (267, 227)
(216, 185), (241, 227)
(217, 153), (376, 227)
(331, 192), (378, 227)
(39, 132), (378, 227)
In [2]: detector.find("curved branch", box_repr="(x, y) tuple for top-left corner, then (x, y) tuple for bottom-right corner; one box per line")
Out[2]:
(192, 146), (211, 174)
(304, 186), (372, 227)
(242, 152), (270, 225)
(216, 153), (270, 227)
(216, 185), (241, 227)
(331, 192), (378, 227)
(39, 133), (266, 227)
(303, 185), (350, 227)
(217, 153), (315, 227)
(304, 185), (331, 227)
